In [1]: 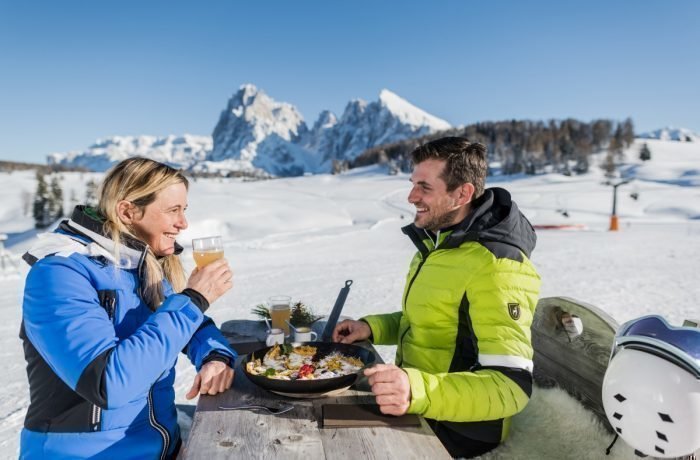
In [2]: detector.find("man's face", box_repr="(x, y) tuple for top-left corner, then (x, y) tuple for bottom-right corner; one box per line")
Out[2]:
(407, 159), (463, 231)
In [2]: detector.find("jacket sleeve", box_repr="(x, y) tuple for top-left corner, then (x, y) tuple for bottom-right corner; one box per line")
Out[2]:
(22, 256), (206, 410)
(361, 311), (402, 345)
(183, 318), (237, 370)
(405, 254), (541, 422)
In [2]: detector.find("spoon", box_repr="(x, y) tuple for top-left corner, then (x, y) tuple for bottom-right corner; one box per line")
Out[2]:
(285, 320), (298, 334)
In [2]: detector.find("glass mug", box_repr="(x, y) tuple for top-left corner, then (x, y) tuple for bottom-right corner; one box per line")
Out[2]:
(269, 295), (291, 335)
(294, 327), (317, 343)
(192, 236), (224, 268)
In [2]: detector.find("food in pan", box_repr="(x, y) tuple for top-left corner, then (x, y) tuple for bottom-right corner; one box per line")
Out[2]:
(246, 344), (364, 381)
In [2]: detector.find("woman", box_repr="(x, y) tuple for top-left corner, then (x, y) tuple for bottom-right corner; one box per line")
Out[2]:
(20, 158), (236, 459)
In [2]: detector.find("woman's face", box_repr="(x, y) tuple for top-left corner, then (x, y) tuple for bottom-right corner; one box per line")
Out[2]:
(129, 182), (188, 257)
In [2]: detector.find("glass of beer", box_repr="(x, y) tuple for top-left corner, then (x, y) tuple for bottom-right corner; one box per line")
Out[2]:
(192, 236), (224, 268)
(269, 295), (292, 336)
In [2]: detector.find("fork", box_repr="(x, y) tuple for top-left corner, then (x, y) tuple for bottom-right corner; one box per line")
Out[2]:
(218, 404), (294, 415)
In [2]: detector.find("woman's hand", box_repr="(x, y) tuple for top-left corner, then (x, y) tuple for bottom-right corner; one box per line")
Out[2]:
(185, 361), (234, 399)
(186, 259), (233, 305)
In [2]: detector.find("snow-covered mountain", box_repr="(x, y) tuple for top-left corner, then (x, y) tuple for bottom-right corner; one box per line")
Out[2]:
(301, 89), (451, 169)
(638, 126), (698, 142)
(48, 135), (212, 171)
(47, 84), (451, 176)
(208, 84), (317, 177)
(209, 84), (451, 175)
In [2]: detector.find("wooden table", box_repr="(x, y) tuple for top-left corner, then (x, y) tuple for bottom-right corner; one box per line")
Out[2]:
(183, 320), (450, 459)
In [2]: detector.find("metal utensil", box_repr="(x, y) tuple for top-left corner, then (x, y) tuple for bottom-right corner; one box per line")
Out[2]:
(321, 280), (353, 342)
(285, 320), (297, 334)
(218, 404), (294, 415)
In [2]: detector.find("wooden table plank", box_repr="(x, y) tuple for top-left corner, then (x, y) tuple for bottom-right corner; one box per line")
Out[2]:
(184, 352), (326, 459)
(183, 336), (450, 459)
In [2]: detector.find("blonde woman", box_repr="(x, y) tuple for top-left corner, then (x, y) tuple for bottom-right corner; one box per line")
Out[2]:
(20, 158), (236, 459)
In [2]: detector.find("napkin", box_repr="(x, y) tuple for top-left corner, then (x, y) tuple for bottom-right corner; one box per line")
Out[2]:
(322, 404), (421, 428)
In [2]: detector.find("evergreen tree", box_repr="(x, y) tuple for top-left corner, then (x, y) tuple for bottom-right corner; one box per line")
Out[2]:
(612, 124), (625, 161)
(639, 142), (652, 162)
(331, 159), (349, 175)
(621, 117), (635, 147)
(33, 172), (51, 228)
(49, 176), (64, 221)
(602, 153), (616, 178)
(85, 179), (99, 207)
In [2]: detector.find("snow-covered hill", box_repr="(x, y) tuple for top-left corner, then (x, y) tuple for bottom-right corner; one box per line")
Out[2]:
(48, 85), (452, 176)
(638, 126), (698, 142)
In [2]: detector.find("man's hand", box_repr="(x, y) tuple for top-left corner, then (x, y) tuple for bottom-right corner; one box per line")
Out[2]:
(332, 319), (371, 344)
(185, 361), (234, 400)
(364, 364), (411, 416)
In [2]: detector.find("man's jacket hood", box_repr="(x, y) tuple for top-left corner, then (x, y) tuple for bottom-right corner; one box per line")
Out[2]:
(403, 187), (537, 258)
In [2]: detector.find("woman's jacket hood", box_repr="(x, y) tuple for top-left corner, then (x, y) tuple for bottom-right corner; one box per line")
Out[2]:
(23, 206), (184, 307)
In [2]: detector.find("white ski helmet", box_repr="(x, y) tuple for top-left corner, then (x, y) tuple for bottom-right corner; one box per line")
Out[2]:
(602, 315), (700, 458)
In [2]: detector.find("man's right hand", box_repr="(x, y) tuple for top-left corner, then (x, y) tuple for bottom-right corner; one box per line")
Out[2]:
(186, 258), (233, 305)
(332, 319), (371, 344)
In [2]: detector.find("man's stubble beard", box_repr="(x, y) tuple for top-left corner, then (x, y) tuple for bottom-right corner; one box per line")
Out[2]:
(415, 206), (461, 232)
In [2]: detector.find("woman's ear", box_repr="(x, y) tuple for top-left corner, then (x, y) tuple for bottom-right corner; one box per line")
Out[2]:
(116, 200), (137, 224)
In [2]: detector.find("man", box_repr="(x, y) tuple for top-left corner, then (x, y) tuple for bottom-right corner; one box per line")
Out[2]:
(333, 137), (541, 458)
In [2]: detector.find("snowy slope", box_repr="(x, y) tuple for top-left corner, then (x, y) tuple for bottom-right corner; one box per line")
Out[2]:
(1, 139), (698, 458)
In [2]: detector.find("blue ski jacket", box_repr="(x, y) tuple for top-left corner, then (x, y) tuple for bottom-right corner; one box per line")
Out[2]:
(19, 207), (237, 459)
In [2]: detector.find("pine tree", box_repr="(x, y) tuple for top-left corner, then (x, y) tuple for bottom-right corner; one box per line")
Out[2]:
(602, 153), (616, 178)
(612, 124), (625, 161)
(49, 176), (64, 221)
(85, 179), (99, 207)
(621, 117), (635, 148)
(639, 143), (652, 162)
(33, 172), (51, 228)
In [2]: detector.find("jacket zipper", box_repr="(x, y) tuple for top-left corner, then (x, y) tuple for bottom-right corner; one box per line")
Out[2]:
(398, 254), (430, 366)
(148, 387), (170, 460)
(90, 404), (102, 431)
(90, 292), (118, 432)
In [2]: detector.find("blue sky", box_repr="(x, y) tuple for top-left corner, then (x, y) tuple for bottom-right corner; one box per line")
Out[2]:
(1, 1), (699, 163)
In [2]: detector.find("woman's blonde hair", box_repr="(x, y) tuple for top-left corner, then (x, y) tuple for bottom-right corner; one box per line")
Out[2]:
(98, 157), (189, 309)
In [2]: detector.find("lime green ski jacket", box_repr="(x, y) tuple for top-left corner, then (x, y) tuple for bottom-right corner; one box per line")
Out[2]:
(362, 187), (541, 444)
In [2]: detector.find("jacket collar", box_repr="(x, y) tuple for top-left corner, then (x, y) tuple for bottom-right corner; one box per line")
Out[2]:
(401, 187), (536, 258)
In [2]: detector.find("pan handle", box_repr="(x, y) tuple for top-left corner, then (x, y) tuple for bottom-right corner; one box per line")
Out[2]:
(321, 280), (353, 342)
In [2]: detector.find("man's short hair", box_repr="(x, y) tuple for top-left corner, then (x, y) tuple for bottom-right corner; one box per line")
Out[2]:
(411, 137), (487, 197)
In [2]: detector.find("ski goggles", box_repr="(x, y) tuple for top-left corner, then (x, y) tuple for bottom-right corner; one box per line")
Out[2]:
(612, 315), (700, 378)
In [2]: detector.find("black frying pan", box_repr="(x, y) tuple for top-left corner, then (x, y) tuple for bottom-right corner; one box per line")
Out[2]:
(242, 342), (377, 394)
